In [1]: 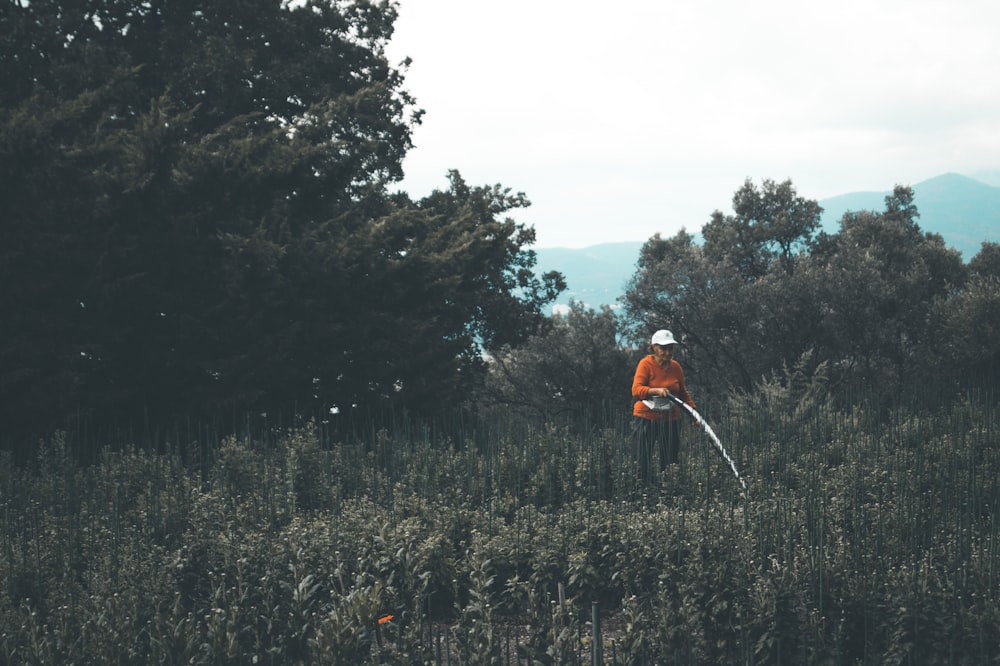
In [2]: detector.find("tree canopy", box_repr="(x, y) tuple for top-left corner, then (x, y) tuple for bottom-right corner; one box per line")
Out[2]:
(485, 301), (633, 426)
(0, 0), (563, 444)
(624, 181), (987, 401)
(483, 178), (995, 427)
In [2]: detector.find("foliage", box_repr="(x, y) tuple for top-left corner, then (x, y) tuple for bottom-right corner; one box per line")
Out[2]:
(931, 274), (1000, 385)
(2, 388), (999, 663)
(492, 178), (993, 422)
(805, 187), (965, 390)
(702, 177), (822, 279)
(968, 240), (1000, 278)
(0, 1), (563, 446)
(3, 5), (1000, 659)
(485, 300), (632, 426)
(623, 181), (982, 400)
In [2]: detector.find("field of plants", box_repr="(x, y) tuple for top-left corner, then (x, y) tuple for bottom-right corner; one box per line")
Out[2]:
(2, 381), (998, 664)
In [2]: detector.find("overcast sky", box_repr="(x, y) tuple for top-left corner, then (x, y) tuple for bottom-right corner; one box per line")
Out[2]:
(384, 0), (1000, 249)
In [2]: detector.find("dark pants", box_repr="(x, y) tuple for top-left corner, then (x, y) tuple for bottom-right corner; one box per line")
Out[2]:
(632, 417), (681, 484)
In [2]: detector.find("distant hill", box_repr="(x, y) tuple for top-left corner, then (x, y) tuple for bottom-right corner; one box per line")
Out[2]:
(534, 242), (644, 311)
(971, 170), (1000, 187)
(817, 173), (1000, 260)
(535, 173), (1000, 311)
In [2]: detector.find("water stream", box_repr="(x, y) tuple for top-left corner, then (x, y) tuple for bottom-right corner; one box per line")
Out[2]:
(666, 393), (749, 497)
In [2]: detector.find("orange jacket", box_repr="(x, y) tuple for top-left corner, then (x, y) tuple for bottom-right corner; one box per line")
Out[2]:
(631, 355), (695, 421)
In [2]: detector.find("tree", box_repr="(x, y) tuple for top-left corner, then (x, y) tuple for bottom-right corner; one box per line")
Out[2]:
(623, 181), (973, 399)
(805, 186), (965, 391)
(305, 171), (565, 417)
(485, 301), (632, 425)
(968, 241), (1000, 279)
(624, 228), (758, 393)
(702, 178), (822, 279)
(0, 1), (563, 444)
(931, 274), (1000, 387)
(625, 213), (826, 396)
(2, 0), (416, 435)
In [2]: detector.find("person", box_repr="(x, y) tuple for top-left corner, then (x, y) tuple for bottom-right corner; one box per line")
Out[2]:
(631, 329), (695, 484)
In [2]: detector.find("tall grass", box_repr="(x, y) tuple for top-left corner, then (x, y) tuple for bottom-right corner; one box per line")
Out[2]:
(1, 388), (998, 664)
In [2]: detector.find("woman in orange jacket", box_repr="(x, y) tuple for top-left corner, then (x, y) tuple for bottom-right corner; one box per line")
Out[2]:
(631, 329), (695, 484)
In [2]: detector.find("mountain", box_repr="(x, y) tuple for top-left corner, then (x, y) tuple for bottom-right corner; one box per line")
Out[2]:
(817, 173), (1000, 259)
(971, 170), (1000, 187)
(534, 173), (1000, 311)
(534, 242), (644, 312)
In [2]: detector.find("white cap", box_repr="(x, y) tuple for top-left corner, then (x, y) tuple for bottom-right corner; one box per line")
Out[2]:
(650, 329), (678, 346)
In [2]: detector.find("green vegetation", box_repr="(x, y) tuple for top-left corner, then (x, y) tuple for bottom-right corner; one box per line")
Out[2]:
(5, 3), (1000, 663)
(3, 379), (998, 663)
(625, 180), (1000, 400)
(1, 0), (564, 442)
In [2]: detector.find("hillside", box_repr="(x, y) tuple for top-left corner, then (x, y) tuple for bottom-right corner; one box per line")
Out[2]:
(534, 241), (644, 311)
(535, 173), (1000, 310)
(817, 173), (1000, 259)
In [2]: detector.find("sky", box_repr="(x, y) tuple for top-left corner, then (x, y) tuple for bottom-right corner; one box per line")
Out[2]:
(384, 0), (1000, 249)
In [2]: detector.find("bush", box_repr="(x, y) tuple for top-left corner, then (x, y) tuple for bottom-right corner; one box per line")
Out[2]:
(1, 393), (998, 663)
